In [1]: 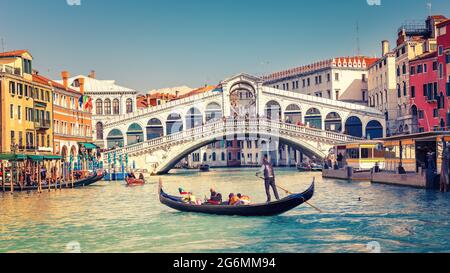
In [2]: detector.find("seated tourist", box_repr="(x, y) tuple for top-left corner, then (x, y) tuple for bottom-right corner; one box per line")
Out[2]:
(237, 193), (251, 205)
(128, 172), (136, 179)
(228, 193), (240, 206)
(139, 173), (145, 181)
(207, 189), (223, 205)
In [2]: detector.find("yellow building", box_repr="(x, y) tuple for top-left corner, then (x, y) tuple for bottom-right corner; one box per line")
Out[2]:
(0, 50), (53, 155)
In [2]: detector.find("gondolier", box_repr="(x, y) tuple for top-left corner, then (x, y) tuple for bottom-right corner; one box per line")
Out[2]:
(256, 155), (280, 203)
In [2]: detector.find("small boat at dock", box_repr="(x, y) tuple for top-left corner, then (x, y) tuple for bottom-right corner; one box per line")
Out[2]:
(199, 164), (210, 172)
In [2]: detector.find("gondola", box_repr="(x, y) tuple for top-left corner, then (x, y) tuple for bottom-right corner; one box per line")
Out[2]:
(159, 180), (315, 217)
(199, 164), (210, 172)
(0, 172), (105, 192)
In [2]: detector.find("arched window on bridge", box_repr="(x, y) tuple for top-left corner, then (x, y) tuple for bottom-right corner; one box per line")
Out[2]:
(325, 112), (342, 132)
(205, 103), (222, 122)
(127, 123), (144, 145)
(285, 104), (302, 124)
(107, 129), (124, 149)
(203, 153), (207, 162)
(186, 107), (203, 129)
(96, 122), (104, 140)
(212, 152), (217, 161)
(113, 99), (120, 115)
(345, 116), (363, 138)
(126, 98), (133, 114)
(265, 101), (282, 121)
(147, 118), (164, 140)
(166, 113), (183, 135)
(366, 120), (383, 140)
(221, 152), (225, 161)
(305, 108), (322, 129)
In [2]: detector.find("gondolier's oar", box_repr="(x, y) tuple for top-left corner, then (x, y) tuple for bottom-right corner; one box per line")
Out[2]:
(258, 177), (322, 213)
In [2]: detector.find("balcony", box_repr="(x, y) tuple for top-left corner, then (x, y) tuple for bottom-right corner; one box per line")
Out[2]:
(0, 65), (21, 76)
(35, 120), (51, 130)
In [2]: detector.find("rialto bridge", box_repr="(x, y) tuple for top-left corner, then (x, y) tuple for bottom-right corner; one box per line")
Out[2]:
(101, 74), (386, 174)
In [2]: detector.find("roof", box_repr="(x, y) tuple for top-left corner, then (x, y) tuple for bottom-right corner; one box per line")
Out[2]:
(176, 85), (218, 99)
(437, 18), (450, 27)
(0, 50), (31, 58)
(54, 75), (137, 93)
(410, 51), (438, 63)
(33, 73), (81, 95)
(263, 56), (378, 82)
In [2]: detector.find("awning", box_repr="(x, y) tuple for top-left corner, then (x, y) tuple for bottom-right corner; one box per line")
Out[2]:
(44, 155), (63, 160)
(79, 142), (99, 149)
(27, 155), (44, 162)
(0, 154), (28, 161)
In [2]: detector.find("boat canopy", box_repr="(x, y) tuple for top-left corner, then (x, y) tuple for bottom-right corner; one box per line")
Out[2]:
(79, 142), (98, 149)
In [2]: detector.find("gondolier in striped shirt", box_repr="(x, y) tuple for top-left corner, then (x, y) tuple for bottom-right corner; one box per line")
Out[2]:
(256, 155), (280, 203)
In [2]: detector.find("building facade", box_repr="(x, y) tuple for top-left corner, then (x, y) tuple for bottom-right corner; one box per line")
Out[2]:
(0, 50), (53, 156)
(392, 15), (447, 134)
(368, 41), (398, 136)
(437, 19), (450, 130)
(51, 72), (93, 161)
(263, 56), (378, 104)
(409, 51), (440, 132)
(55, 72), (138, 148)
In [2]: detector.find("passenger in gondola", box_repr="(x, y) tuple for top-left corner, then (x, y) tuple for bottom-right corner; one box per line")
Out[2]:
(228, 193), (240, 206)
(208, 188), (223, 205)
(237, 193), (251, 205)
(128, 172), (136, 179)
(139, 173), (145, 181)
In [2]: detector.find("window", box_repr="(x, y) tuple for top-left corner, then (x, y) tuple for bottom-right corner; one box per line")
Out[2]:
(104, 99), (111, 115)
(402, 63), (407, 74)
(10, 104), (14, 119)
(439, 45), (444, 56)
(397, 66), (400, 76)
(307, 78), (310, 86)
(419, 110), (425, 119)
(411, 86), (416, 98)
(327, 73), (331, 82)
(10, 131), (15, 145)
(18, 106), (21, 120)
(423, 64), (427, 73)
(410, 66), (416, 75)
(440, 63), (444, 79)
(335, 73), (339, 81)
(433, 61), (438, 71)
(9, 81), (16, 95)
(434, 108), (439, 118)
(403, 82), (407, 96)
(423, 84), (428, 97)
(302, 79), (306, 87)
(446, 54), (450, 64)
(397, 84), (401, 98)
(96, 99), (103, 115)
(417, 64), (423, 73)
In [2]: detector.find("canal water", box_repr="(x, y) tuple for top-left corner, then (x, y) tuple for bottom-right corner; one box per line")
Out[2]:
(1, 168), (450, 253)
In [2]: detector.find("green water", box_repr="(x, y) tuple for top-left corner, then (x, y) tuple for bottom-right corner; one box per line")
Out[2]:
(1, 168), (450, 253)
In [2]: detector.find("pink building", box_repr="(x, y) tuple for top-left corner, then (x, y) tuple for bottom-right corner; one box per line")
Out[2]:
(409, 51), (439, 132)
(437, 19), (450, 130)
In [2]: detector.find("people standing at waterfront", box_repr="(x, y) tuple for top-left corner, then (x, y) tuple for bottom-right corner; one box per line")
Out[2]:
(337, 153), (344, 168)
(256, 155), (280, 203)
(440, 140), (450, 193)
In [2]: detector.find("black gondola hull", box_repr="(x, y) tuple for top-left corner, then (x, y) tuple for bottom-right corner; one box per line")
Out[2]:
(159, 182), (314, 217)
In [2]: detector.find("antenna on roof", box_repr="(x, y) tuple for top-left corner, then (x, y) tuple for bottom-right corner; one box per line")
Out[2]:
(427, 0), (432, 17)
(1, 38), (5, 52)
(356, 21), (361, 57)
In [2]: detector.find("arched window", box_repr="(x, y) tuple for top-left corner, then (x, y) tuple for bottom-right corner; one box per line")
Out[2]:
(126, 98), (133, 113)
(113, 99), (120, 115)
(96, 122), (104, 140)
(212, 152), (217, 161)
(104, 99), (111, 115)
(96, 99), (103, 115)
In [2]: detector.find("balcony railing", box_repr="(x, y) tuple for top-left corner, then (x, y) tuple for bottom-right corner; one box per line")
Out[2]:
(35, 120), (51, 130)
(0, 65), (21, 76)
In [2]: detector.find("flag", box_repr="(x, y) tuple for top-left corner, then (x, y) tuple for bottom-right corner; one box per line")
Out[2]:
(78, 96), (83, 108)
(84, 96), (93, 110)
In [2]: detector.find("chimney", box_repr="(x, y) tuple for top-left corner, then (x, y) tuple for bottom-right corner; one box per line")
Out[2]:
(382, 40), (390, 56)
(88, 70), (96, 79)
(61, 71), (70, 89)
(78, 77), (85, 94)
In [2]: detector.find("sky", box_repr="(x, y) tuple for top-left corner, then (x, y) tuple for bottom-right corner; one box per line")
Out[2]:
(1, 0), (450, 92)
